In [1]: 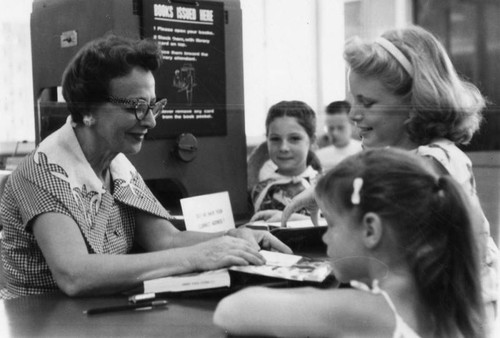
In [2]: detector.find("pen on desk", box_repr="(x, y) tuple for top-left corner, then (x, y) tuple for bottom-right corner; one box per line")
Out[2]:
(83, 300), (168, 315)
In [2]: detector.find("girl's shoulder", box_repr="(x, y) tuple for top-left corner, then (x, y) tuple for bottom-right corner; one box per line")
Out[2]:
(327, 287), (396, 336)
(291, 286), (397, 337)
(417, 138), (473, 181)
(214, 286), (398, 338)
(417, 138), (471, 165)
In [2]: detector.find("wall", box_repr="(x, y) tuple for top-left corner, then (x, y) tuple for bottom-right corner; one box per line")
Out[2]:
(241, 0), (346, 145)
(0, 0), (35, 145)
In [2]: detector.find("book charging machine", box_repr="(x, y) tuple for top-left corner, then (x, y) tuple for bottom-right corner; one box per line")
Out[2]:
(30, 0), (249, 223)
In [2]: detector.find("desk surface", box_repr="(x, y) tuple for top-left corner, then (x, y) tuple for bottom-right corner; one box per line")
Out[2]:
(0, 231), (329, 337)
(0, 292), (226, 337)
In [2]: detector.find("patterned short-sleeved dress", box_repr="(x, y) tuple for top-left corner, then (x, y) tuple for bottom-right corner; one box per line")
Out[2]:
(0, 117), (171, 299)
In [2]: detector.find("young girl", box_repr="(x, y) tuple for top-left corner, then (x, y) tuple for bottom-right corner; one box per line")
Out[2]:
(249, 100), (320, 223)
(214, 148), (485, 337)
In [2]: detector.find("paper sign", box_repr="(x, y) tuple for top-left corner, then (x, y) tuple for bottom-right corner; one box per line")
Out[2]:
(180, 191), (235, 232)
(259, 250), (302, 267)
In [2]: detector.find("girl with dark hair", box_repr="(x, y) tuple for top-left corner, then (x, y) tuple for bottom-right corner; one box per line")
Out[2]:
(249, 100), (321, 223)
(215, 148), (485, 337)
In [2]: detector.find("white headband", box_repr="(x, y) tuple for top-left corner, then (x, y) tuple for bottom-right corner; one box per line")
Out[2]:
(375, 37), (414, 77)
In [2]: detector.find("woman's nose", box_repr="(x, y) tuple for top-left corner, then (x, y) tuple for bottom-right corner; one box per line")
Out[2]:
(349, 105), (362, 122)
(141, 109), (157, 129)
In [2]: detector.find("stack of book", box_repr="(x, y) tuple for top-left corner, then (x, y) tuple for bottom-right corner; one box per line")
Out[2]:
(132, 250), (334, 298)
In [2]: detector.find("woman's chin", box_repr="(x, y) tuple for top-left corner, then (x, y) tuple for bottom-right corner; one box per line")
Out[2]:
(122, 143), (143, 155)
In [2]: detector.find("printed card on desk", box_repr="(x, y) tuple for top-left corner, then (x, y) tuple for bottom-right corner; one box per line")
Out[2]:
(143, 269), (231, 293)
(180, 191), (235, 232)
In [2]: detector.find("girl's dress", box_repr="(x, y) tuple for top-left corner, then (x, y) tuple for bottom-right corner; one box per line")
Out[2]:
(350, 280), (421, 338)
(251, 165), (318, 214)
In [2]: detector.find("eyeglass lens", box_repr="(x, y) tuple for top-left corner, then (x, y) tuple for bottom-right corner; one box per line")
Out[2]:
(136, 99), (166, 120)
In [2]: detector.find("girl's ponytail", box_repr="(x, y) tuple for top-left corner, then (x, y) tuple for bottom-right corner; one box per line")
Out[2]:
(411, 175), (484, 337)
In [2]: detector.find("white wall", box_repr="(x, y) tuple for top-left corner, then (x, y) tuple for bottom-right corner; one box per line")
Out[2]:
(241, 0), (346, 144)
(0, 0), (34, 147)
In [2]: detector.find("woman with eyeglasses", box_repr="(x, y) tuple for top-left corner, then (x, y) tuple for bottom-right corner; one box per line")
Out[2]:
(0, 35), (291, 299)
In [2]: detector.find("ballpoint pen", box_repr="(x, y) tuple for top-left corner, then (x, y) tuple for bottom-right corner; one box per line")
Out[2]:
(83, 300), (168, 315)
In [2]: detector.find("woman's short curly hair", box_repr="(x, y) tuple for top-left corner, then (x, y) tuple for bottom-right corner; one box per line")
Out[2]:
(61, 34), (162, 124)
(344, 25), (485, 145)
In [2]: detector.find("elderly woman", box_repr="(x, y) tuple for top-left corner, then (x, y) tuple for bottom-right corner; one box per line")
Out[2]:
(0, 35), (290, 299)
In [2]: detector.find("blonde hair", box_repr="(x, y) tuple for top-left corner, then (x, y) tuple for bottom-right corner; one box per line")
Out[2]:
(344, 25), (485, 145)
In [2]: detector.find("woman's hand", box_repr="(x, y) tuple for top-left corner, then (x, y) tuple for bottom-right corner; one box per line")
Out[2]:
(226, 227), (293, 254)
(188, 236), (265, 271)
(187, 228), (292, 271)
(280, 187), (319, 227)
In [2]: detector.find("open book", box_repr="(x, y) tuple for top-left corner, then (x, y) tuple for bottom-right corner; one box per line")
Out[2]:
(138, 250), (333, 296)
(229, 250), (332, 283)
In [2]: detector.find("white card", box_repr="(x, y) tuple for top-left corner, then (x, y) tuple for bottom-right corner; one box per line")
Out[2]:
(180, 191), (235, 232)
(259, 250), (302, 266)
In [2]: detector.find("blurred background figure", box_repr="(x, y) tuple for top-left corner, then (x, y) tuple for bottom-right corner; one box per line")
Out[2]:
(315, 100), (362, 171)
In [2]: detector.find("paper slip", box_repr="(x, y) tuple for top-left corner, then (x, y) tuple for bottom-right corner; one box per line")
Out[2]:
(180, 191), (235, 232)
(259, 250), (302, 266)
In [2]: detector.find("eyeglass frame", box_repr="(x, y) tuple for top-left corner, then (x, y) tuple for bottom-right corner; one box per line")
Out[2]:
(105, 96), (167, 121)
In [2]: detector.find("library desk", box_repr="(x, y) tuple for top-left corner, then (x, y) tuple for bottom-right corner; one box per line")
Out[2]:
(0, 228), (329, 337)
(0, 292), (226, 337)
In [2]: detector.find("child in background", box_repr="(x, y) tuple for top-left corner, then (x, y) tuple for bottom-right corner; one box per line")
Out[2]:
(214, 148), (485, 338)
(249, 100), (320, 223)
(315, 100), (362, 171)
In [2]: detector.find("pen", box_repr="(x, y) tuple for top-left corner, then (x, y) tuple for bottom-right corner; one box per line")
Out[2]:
(83, 300), (168, 315)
